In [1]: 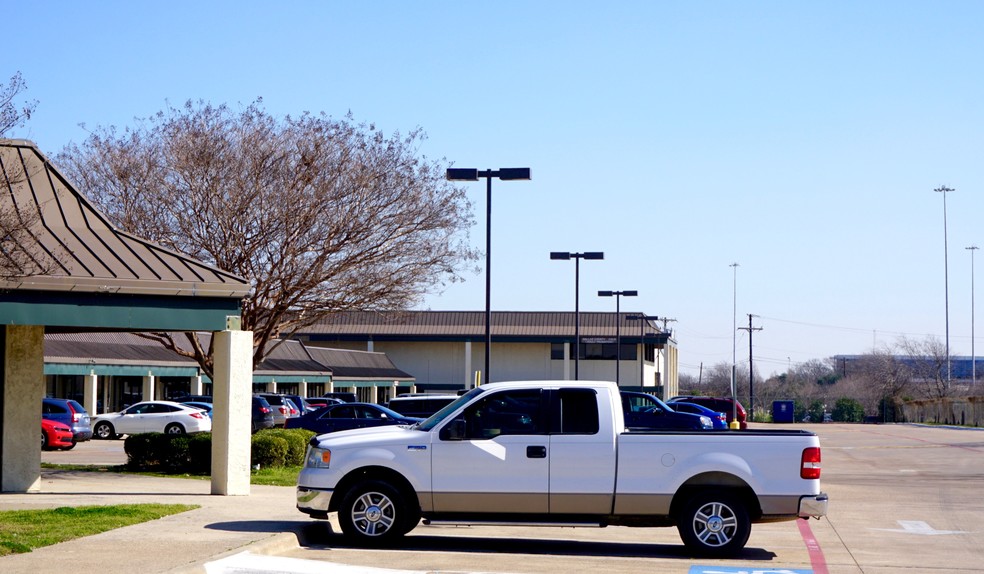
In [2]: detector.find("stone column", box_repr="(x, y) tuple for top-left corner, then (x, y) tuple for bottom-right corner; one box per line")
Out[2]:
(1, 325), (44, 493)
(210, 329), (253, 496)
(464, 340), (472, 390)
(83, 371), (98, 416)
(563, 342), (571, 381)
(190, 374), (204, 396)
(142, 373), (155, 401)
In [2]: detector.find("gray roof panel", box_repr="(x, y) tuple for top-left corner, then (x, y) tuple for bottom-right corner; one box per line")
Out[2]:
(0, 139), (250, 298)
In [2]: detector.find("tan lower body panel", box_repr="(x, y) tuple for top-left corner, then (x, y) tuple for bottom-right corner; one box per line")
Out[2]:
(429, 491), (548, 513)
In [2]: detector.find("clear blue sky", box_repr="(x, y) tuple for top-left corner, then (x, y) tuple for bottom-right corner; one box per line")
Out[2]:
(7, 1), (984, 377)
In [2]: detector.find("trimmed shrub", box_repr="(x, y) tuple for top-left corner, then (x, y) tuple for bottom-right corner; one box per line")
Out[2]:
(124, 432), (194, 471)
(260, 428), (315, 466)
(188, 432), (212, 474)
(251, 433), (289, 468)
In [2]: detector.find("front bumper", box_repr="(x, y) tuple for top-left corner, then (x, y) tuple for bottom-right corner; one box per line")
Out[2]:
(297, 486), (334, 517)
(798, 492), (829, 518)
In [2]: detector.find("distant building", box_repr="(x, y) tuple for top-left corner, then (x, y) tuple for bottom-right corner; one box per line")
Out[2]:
(43, 332), (414, 413)
(294, 310), (679, 399)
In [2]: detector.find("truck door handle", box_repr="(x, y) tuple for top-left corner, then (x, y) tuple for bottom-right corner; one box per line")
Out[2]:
(527, 446), (546, 458)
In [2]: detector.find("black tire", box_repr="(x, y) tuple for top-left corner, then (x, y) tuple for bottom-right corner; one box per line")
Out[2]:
(94, 421), (117, 440)
(337, 480), (410, 544)
(677, 491), (751, 558)
(164, 423), (185, 435)
(41, 430), (49, 450)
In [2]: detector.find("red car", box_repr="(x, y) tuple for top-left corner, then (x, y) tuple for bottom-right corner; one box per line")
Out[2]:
(42, 418), (75, 450)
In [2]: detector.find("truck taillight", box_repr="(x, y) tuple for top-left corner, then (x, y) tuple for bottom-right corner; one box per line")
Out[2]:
(801, 447), (821, 479)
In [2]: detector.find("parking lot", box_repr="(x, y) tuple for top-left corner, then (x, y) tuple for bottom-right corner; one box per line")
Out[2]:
(42, 423), (984, 573)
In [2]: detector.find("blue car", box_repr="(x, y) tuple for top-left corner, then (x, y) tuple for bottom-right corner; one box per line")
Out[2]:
(42, 398), (92, 444)
(284, 402), (422, 435)
(620, 391), (713, 430)
(669, 401), (729, 429)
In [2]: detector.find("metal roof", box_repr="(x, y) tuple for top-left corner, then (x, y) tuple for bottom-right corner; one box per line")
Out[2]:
(44, 331), (198, 367)
(0, 139), (250, 299)
(297, 310), (667, 340)
(305, 345), (414, 380)
(43, 331), (412, 381)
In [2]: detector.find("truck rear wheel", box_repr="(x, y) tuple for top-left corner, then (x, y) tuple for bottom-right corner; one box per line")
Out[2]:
(677, 491), (751, 557)
(338, 480), (410, 544)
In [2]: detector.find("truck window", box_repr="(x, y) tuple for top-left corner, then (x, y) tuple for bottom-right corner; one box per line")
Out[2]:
(462, 389), (543, 438)
(557, 388), (599, 434)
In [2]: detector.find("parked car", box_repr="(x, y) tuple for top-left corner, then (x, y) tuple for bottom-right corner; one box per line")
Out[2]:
(252, 395), (276, 433)
(173, 394), (213, 403)
(42, 397), (92, 444)
(280, 393), (312, 414)
(305, 397), (343, 410)
(285, 402), (422, 435)
(669, 396), (748, 429)
(92, 400), (212, 439)
(41, 418), (75, 450)
(386, 394), (459, 419)
(620, 391), (713, 430)
(180, 401), (213, 418)
(668, 401), (729, 430)
(322, 391), (358, 403)
(258, 393), (302, 427)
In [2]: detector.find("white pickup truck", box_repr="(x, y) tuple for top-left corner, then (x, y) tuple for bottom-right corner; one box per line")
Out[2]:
(296, 380), (827, 557)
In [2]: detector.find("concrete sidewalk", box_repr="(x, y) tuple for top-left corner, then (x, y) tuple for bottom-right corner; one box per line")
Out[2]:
(0, 469), (308, 574)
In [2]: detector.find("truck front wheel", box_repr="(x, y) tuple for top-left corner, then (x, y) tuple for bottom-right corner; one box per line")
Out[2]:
(677, 492), (751, 557)
(338, 480), (410, 545)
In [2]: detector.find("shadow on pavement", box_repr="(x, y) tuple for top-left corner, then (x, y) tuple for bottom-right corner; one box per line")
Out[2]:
(296, 522), (778, 561)
(206, 520), (311, 534)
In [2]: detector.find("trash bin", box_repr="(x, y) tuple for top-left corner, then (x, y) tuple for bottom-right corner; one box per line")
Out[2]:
(772, 400), (795, 423)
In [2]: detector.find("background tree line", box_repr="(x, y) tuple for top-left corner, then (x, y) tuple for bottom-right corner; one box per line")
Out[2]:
(679, 335), (979, 424)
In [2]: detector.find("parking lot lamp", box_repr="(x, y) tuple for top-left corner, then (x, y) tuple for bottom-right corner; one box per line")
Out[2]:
(598, 290), (638, 386)
(550, 251), (604, 380)
(447, 167), (531, 384)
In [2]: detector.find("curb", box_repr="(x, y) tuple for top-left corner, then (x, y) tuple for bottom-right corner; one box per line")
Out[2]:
(168, 531), (302, 574)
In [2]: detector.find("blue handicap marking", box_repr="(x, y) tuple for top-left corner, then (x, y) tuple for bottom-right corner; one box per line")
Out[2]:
(689, 568), (812, 574)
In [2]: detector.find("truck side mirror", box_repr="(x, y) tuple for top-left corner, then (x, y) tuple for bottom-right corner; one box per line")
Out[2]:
(440, 418), (466, 441)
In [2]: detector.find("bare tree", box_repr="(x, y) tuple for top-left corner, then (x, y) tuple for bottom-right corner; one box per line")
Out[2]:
(57, 99), (478, 378)
(896, 335), (952, 399)
(850, 345), (913, 417)
(0, 72), (37, 137)
(0, 77), (67, 278)
(681, 361), (735, 397)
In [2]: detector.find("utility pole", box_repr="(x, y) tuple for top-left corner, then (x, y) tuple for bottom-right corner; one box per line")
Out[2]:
(738, 314), (762, 419)
(660, 317), (677, 334)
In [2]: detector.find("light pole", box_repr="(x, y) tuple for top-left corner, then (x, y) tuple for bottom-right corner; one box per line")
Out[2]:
(627, 314), (659, 392)
(936, 185), (953, 384)
(730, 262), (739, 429)
(447, 167), (531, 385)
(968, 245), (979, 388)
(598, 289), (638, 386)
(551, 251), (604, 380)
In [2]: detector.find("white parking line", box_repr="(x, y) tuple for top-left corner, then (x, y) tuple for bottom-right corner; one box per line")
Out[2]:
(205, 551), (510, 574)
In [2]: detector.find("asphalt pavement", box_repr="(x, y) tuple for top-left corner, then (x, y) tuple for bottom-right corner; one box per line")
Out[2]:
(4, 423), (983, 574)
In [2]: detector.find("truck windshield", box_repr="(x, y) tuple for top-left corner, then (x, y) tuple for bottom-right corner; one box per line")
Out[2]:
(415, 387), (485, 431)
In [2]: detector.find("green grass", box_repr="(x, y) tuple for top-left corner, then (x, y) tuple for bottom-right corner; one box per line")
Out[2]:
(0, 504), (196, 556)
(249, 465), (302, 486)
(42, 462), (302, 487)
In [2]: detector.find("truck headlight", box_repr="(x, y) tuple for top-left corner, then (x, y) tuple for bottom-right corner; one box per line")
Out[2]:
(305, 446), (331, 468)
